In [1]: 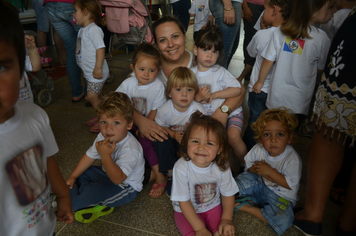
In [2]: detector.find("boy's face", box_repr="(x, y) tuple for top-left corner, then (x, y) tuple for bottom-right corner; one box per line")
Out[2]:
(0, 40), (20, 124)
(260, 120), (292, 157)
(99, 113), (133, 144)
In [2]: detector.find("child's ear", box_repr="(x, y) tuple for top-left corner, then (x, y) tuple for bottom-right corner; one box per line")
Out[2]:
(168, 91), (172, 98)
(193, 46), (198, 56)
(130, 64), (134, 71)
(272, 5), (281, 16)
(127, 121), (133, 130)
(287, 133), (293, 144)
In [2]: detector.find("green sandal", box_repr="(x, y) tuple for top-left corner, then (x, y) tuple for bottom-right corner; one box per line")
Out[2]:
(75, 205), (114, 223)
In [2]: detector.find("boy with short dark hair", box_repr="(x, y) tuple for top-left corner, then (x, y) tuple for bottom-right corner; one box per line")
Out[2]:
(66, 92), (145, 223)
(0, 1), (74, 235)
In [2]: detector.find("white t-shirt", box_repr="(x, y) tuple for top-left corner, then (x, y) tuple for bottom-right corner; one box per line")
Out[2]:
(189, 0), (212, 32)
(262, 25), (330, 115)
(156, 50), (194, 86)
(191, 65), (243, 116)
(86, 132), (145, 192)
(244, 144), (302, 206)
(116, 76), (166, 117)
(319, 9), (352, 40)
(247, 27), (277, 93)
(171, 157), (239, 213)
(75, 22), (109, 83)
(0, 101), (58, 236)
(19, 55), (34, 102)
(155, 100), (207, 131)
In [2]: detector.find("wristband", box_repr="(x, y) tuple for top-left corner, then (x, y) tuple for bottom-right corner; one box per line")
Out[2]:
(224, 7), (234, 11)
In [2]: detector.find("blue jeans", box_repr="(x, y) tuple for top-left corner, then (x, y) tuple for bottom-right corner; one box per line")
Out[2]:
(171, 0), (191, 31)
(44, 2), (84, 97)
(243, 91), (267, 151)
(209, 0), (242, 68)
(30, 0), (49, 32)
(235, 172), (294, 235)
(153, 135), (180, 173)
(70, 166), (139, 211)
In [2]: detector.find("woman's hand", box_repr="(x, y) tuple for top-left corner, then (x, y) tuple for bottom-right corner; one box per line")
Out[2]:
(137, 117), (168, 142)
(242, 5), (253, 22)
(224, 8), (235, 25)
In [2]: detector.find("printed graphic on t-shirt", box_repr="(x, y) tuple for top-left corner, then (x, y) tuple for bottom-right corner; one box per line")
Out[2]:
(283, 37), (305, 55)
(5, 145), (48, 206)
(198, 5), (206, 12)
(194, 183), (217, 205)
(19, 76), (31, 101)
(169, 125), (185, 132)
(132, 97), (147, 116)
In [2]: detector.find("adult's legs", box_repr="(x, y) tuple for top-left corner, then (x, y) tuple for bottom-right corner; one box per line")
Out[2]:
(53, 29), (66, 66)
(209, 1), (241, 68)
(171, 0), (191, 31)
(44, 2), (84, 98)
(294, 125), (345, 223)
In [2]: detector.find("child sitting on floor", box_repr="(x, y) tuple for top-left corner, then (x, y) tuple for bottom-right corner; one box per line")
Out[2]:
(234, 107), (302, 235)
(0, 2), (74, 234)
(66, 92), (145, 223)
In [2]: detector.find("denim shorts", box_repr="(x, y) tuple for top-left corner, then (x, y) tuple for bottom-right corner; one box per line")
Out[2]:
(236, 172), (294, 235)
(31, 0), (49, 32)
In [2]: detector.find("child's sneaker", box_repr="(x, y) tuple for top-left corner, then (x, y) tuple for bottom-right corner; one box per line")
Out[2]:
(166, 175), (172, 198)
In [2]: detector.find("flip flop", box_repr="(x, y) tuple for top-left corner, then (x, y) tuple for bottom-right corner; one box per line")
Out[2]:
(90, 123), (100, 133)
(234, 200), (253, 212)
(86, 116), (98, 126)
(235, 196), (251, 203)
(75, 205), (114, 223)
(42, 65), (56, 73)
(149, 181), (167, 199)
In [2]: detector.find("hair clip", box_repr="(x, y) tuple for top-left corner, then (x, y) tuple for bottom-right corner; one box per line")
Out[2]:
(200, 113), (204, 117)
(102, 13), (105, 17)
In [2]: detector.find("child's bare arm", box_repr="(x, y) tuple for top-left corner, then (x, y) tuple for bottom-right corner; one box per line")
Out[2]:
(254, 160), (291, 189)
(25, 35), (41, 71)
(218, 195), (235, 236)
(147, 110), (157, 121)
(96, 138), (127, 184)
(179, 200), (211, 236)
(47, 156), (74, 224)
(66, 154), (96, 188)
(195, 87), (211, 103)
(253, 58), (273, 94)
(209, 87), (241, 103)
(93, 47), (105, 79)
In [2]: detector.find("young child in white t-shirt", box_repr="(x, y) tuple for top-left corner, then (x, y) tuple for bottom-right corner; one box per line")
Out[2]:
(0, 2), (74, 234)
(154, 67), (207, 197)
(66, 92), (145, 223)
(234, 107), (302, 235)
(191, 25), (246, 166)
(74, 0), (109, 131)
(171, 111), (239, 236)
(116, 43), (167, 199)
(189, 0), (214, 40)
(242, 0), (288, 151)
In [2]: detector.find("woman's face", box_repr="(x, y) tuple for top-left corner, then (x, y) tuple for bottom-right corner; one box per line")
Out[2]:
(155, 22), (186, 62)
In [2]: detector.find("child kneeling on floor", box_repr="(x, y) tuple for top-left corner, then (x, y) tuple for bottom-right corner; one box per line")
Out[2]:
(66, 92), (145, 223)
(234, 107), (302, 235)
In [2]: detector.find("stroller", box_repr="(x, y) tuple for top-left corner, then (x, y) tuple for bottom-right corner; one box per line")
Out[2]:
(99, 0), (154, 82)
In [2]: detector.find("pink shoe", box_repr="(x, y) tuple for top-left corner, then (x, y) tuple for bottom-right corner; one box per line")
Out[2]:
(86, 116), (98, 126)
(37, 46), (47, 55)
(41, 57), (52, 64)
(90, 123), (100, 133)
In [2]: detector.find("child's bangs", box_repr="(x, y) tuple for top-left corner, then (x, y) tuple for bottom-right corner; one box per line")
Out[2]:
(198, 35), (223, 52)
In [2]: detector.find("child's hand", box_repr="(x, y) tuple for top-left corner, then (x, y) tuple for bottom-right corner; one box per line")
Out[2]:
(174, 131), (184, 144)
(254, 160), (273, 177)
(218, 219), (235, 236)
(195, 228), (212, 236)
(208, 92), (218, 104)
(196, 87), (211, 104)
(66, 176), (76, 189)
(24, 35), (36, 50)
(96, 138), (116, 158)
(93, 67), (103, 79)
(55, 195), (75, 224)
(252, 81), (263, 94)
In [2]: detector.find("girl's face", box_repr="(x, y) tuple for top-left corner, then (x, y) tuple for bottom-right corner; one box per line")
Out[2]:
(130, 56), (159, 86)
(73, 5), (91, 27)
(169, 84), (195, 112)
(260, 120), (293, 157)
(187, 126), (222, 168)
(155, 22), (186, 63)
(193, 46), (219, 72)
(262, 0), (274, 26)
(313, 0), (337, 24)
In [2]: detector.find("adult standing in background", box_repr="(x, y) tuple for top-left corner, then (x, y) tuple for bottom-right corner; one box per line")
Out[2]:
(44, 0), (85, 102)
(170, 0), (191, 31)
(209, 0), (242, 68)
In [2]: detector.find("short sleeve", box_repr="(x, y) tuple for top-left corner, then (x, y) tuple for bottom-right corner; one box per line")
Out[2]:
(88, 26), (105, 50)
(317, 35), (330, 70)
(219, 169), (239, 196)
(261, 30), (278, 62)
(171, 160), (191, 202)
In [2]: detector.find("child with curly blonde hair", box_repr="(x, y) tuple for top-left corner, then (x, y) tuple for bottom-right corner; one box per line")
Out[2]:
(234, 107), (302, 235)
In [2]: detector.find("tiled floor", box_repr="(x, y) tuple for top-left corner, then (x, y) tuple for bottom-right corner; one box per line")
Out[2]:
(40, 23), (342, 236)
